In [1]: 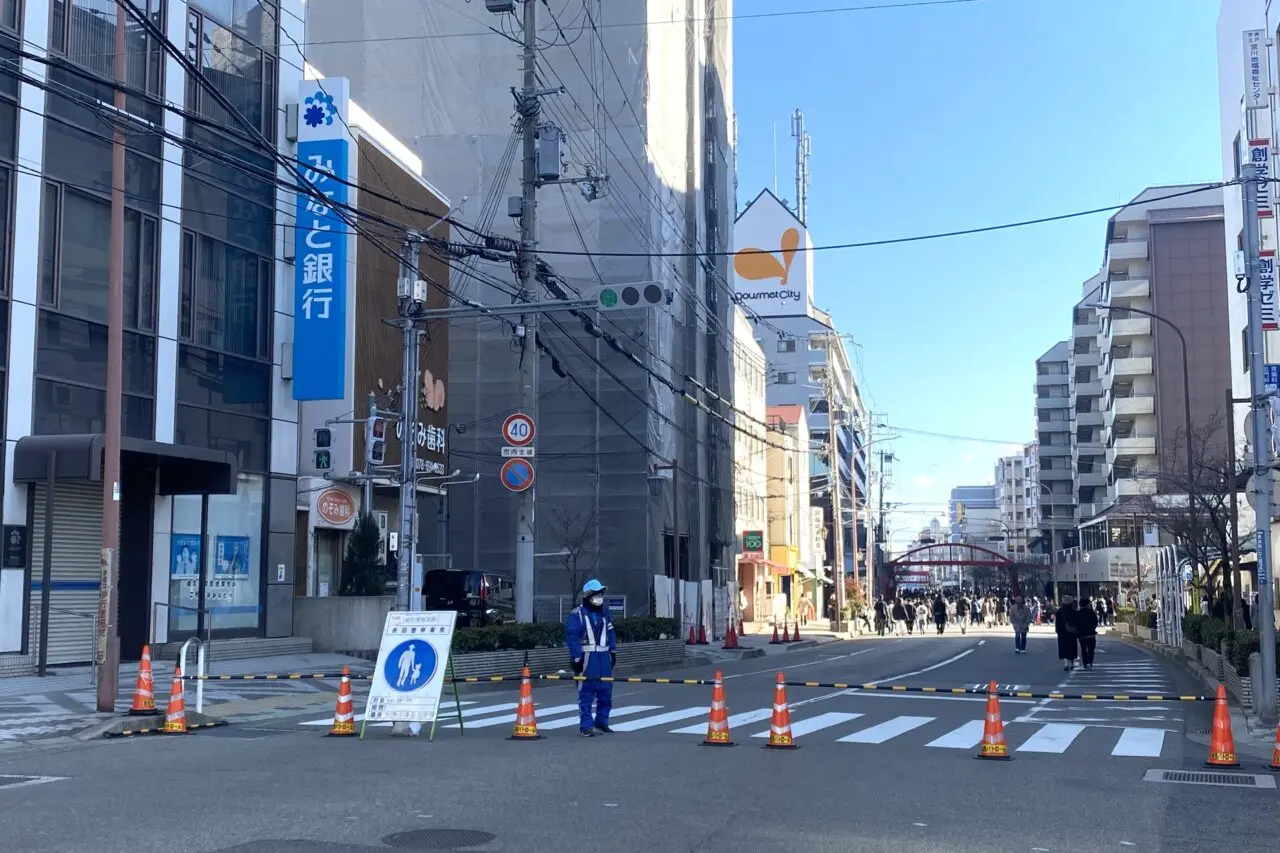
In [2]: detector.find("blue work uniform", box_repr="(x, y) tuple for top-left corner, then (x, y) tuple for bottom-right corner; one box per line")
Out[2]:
(565, 605), (617, 732)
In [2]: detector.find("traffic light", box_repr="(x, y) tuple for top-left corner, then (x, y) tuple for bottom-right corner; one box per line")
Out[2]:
(365, 416), (386, 466)
(313, 428), (332, 471)
(593, 283), (672, 311)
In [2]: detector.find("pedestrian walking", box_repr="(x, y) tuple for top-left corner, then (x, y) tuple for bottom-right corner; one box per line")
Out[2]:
(955, 595), (969, 635)
(1076, 596), (1099, 669)
(1055, 596), (1079, 671)
(932, 594), (948, 635)
(1009, 596), (1031, 654)
(565, 579), (618, 737)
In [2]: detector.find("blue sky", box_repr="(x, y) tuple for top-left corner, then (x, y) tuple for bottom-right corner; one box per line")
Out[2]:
(732, 0), (1223, 545)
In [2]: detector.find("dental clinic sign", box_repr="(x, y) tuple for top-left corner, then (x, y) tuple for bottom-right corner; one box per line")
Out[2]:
(292, 78), (352, 401)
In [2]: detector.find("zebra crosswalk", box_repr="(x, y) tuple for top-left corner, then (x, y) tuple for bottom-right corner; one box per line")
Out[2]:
(296, 697), (1173, 758)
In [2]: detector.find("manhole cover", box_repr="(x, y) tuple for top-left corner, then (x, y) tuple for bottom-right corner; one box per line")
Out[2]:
(1143, 769), (1276, 789)
(381, 829), (496, 849)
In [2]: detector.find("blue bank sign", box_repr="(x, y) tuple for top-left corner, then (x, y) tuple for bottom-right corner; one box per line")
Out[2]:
(292, 77), (352, 401)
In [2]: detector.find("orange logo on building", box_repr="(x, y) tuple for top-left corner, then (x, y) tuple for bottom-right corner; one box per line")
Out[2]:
(734, 227), (800, 285)
(422, 369), (446, 412)
(316, 488), (356, 526)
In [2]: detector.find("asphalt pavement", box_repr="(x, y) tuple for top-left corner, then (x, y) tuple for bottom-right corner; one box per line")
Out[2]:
(0, 630), (1275, 853)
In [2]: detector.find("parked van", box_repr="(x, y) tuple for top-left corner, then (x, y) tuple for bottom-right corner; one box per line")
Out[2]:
(422, 570), (515, 627)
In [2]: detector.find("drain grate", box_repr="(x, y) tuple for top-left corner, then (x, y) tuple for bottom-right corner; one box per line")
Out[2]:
(381, 829), (497, 850)
(1143, 769), (1276, 789)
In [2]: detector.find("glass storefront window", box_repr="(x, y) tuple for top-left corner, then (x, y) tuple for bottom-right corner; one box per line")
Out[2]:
(206, 473), (263, 630)
(169, 494), (202, 634)
(166, 473), (264, 635)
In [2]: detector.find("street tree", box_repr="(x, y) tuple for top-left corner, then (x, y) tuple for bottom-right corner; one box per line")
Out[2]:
(1136, 410), (1248, 622)
(340, 511), (387, 596)
(549, 505), (598, 599)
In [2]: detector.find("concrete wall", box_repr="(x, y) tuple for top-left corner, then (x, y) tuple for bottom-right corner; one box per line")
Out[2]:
(292, 595), (395, 653)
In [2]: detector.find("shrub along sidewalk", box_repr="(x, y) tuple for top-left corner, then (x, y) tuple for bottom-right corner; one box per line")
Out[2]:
(451, 617), (681, 654)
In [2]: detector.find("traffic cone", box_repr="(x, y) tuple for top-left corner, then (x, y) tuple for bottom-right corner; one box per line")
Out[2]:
(162, 666), (187, 734)
(508, 666), (542, 740)
(792, 619), (801, 640)
(975, 680), (1010, 760)
(327, 666), (356, 737)
(764, 672), (797, 749)
(702, 670), (734, 746)
(697, 623), (709, 645)
(1205, 684), (1239, 768)
(127, 645), (159, 716)
(769, 623), (781, 644)
(739, 618), (745, 637)
(722, 622), (740, 650)
(1268, 720), (1280, 772)
(781, 622), (791, 643)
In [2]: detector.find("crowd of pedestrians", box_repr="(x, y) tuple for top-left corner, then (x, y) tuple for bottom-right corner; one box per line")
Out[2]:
(868, 589), (1118, 671)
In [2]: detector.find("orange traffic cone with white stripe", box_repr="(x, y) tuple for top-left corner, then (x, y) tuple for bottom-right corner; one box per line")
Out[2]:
(1267, 721), (1280, 772)
(976, 680), (1010, 760)
(1205, 684), (1239, 767)
(327, 666), (356, 737)
(722, 622), (740, 650)
(162, 666), (187, 734)
(702, 670), (734, 746)
(764, 672), (797, 749)
(127, 645), (159, 716)
(508, 666), (542, 741)
(781, 622), (791, 643)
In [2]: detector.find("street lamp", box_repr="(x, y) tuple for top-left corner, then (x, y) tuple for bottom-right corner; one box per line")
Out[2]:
(648, 462), (682, 633)
(1087, 302), (1197, 580)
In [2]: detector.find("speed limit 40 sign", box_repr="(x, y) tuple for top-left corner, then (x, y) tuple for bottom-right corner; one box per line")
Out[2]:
(502, 413), (535, 447)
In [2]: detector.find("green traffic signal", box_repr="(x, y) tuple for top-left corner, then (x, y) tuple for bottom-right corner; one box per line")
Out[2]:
(314, 449), (332, 471)
(599, 287), (619, 308)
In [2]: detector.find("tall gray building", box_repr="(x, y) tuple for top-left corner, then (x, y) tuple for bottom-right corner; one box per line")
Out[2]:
(305, 1), (737, 613)
(1035, 340), (1076, 552)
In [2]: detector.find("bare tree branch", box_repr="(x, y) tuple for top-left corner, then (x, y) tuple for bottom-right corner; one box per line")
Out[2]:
(549, 505), (598, 597)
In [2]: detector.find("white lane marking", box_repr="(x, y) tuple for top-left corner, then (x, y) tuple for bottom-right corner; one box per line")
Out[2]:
(536, 706), (661, 730)
(836, 690), (1035, 705)
(445, 703), (580, 729)
(925, 720), (985, 749)
(1111, 727), (1166, 757)
(610, 707), (708, 731)
(723, 647), (878, 679)
(750, 711), (862, 738)
(837, 715), (934, 744)
(670, 707), (773, 734)
(0, 775), (67, 791)
(978, 640), (986, 646)
(865, 648), (975, 686)
(1016, 723), (1086, 754)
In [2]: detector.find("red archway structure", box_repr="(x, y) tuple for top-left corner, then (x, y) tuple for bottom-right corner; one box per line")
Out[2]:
(883, 543), (1040, 597)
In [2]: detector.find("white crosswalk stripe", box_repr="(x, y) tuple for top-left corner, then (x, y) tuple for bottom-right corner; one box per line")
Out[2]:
(291, 703), (1176, 759)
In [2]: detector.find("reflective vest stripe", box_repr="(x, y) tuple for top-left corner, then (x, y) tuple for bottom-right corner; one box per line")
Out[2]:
(577, 608), (612, 654)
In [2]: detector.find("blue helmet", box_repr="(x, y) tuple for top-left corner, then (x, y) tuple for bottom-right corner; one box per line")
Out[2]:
(582, 579), (607, 596)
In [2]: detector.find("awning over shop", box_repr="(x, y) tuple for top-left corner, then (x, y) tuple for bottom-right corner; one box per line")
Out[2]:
(13, 434), (237, 496)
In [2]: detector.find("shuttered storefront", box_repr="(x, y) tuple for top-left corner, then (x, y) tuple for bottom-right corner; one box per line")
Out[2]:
(28, 483), (103, 665)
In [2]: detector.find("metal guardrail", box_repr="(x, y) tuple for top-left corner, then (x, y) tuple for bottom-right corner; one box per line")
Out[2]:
(176, 670), (1216, 701)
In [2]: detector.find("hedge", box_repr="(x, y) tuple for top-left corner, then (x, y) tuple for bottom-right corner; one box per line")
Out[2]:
(451, 617), (681, 654)
(1114, 607), (1158, 629)
(1182, 614), (1280, 674)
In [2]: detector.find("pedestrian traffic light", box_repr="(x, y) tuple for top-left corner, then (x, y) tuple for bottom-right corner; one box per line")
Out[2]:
(313, 428), (333, 471)
(365, 416), (386, 466)
(314, 449), (332, 471)
(593, 283), (672, 311)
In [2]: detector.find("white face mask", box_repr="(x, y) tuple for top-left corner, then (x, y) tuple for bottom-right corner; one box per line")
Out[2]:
(590, 595), (605, 607)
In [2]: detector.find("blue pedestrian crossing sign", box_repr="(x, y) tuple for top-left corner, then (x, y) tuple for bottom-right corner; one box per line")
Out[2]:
(383, 640), (437, 692)
(365, 610), (459, 724)
(501, 457), (535, 492)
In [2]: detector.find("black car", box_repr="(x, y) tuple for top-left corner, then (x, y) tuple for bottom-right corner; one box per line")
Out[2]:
(422, 569), (515, 627)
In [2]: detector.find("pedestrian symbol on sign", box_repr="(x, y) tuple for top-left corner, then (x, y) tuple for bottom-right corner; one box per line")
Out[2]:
(383, 640), (437, 692)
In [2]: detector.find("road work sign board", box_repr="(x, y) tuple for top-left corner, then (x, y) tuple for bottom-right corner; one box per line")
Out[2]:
(366, 610), (458, 723)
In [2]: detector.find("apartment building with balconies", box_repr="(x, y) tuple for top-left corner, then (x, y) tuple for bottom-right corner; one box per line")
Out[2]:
(1071, 273), (1108, 523)
(1035, 341), (1077, 553)
(995, 450), (1035, 556)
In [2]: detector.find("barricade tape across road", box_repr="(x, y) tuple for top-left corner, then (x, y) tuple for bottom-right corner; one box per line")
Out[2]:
(178, 671), (1215, 701)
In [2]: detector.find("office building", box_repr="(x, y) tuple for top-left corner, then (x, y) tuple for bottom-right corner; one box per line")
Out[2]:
(764, 404), (816, 619)
(304, 0), (737, 613)
(948, 485), (1001, 545)
(731, 306), (770, 621)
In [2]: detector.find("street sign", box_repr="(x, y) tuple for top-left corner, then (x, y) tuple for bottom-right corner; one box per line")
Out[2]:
(502, 413), (536, 446)
(500, 458), (535, 492)
(501, 446), (535, 458)
(366, 610), (458, 723)
(1265, 364), (1280, 393)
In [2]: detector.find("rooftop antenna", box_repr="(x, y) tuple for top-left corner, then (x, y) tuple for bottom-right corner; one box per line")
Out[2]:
(771, 121), (778, 195)
(791, 108), (812, 224)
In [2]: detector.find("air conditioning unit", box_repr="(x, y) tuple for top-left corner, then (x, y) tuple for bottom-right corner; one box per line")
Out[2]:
(485, 0), (516, 12)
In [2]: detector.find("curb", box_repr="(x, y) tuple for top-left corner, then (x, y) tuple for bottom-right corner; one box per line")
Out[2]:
(786, 640), (821, 651)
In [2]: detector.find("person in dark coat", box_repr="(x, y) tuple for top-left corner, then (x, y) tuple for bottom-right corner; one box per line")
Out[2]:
(1055, 596), (1079, 671)
(1076, 596), (1099, 669)
(932, 594), (948, 635)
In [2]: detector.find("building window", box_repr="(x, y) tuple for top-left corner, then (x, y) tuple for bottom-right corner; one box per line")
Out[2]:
(186, 8), (275, 139)
(49, 0), (165, 120)
(775, 371), (796, 385)
(808, 396), (828, 414)
(777, 339), (795, 353)
(1, 0), (18, 31)
(179, 232), (270, 360)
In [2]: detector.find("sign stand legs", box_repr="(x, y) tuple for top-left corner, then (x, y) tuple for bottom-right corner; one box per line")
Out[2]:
(429, 653), (465, 742)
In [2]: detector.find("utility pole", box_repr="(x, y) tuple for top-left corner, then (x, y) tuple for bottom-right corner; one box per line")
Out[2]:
(1242, 161), (1277, 723)
(514, 0), (541, 623)
(96, 1), (128, 712)
(396, 234), (424, 613)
